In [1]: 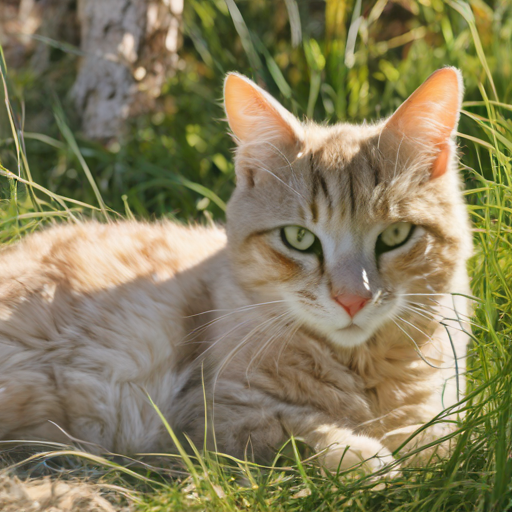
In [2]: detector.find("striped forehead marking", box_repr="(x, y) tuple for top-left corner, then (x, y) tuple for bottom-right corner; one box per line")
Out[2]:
(306, 143), (382, 226)
(309, 152), (336, 223)
(309, 150), (356, 223)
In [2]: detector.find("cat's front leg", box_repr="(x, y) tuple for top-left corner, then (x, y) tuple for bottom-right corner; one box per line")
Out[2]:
(279, 410), (395, 473)
(201, 386), (395, 474)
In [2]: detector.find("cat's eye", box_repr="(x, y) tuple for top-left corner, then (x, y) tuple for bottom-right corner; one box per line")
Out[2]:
(376, 222), (415, 255)
(281, 226), (317, 252)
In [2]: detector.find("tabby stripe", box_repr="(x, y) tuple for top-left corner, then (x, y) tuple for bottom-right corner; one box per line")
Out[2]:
(310, 201), (318, 223)
(348, 169), (356, 215)
(309, 153), (319, 222)
(318, 174), (332, 210)
(373, 164), (381, 187)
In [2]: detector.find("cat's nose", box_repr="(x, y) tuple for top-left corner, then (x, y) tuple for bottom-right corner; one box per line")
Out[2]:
(334, 294), (369, 317)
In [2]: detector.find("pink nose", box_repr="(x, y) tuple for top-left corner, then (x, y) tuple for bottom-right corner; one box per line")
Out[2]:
(334, 294), (368, 317)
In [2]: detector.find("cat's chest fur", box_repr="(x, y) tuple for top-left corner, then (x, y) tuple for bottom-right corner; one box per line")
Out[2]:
(203, 312), (439, 431)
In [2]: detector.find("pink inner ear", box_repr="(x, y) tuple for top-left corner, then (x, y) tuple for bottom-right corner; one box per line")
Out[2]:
(224, 75), (263, 140)
(224, 74), (296, 144)
(431, 144), (451, 179)
(386, 68), (461, 178)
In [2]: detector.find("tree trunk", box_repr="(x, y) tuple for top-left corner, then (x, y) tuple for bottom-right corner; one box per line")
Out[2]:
(72, 0), (183, 140)
(0, 0), (183, 141)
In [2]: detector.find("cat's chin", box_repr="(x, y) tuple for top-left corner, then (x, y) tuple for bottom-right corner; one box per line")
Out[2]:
(326, 324), (372, 349)
(302, 318), (374, 349)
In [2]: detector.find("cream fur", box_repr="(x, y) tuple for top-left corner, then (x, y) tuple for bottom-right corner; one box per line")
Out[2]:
(0, 69), (472, 472)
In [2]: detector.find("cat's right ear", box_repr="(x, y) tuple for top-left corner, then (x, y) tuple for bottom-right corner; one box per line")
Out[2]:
(382, 67), (463, 179)
(224, 73), (302, 146)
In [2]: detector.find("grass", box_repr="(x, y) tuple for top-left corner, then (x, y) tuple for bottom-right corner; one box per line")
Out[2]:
(0, 0), (511, 510)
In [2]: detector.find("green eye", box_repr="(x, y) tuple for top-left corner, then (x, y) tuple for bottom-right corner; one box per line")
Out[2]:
(281, 226), (317, 252)
(376, 222), (415, 256)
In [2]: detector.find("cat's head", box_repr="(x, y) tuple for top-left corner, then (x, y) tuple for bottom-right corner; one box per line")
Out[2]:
(224, 69), (472, 349)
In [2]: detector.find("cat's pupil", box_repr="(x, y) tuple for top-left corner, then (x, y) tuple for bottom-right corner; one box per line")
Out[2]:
(297, 228), (306, 242)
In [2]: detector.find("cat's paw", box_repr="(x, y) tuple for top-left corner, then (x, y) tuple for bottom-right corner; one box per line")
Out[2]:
(315, 427), (397, 476)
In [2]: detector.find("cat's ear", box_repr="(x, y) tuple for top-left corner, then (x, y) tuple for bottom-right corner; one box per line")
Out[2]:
(224, 73), (302, 146)
(383, 67), (463, 179)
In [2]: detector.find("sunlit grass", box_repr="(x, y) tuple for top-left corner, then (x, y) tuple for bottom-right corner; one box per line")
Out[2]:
(0, 1), (511, 510)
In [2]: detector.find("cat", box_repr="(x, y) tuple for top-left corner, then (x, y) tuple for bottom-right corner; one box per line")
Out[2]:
(0, 67), (472, 473)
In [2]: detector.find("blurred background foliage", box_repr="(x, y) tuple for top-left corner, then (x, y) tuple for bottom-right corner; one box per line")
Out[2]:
(0, 0), (511, 222)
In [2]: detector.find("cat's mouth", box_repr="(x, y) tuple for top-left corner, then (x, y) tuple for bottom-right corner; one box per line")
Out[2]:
(286, 293), (382, 347)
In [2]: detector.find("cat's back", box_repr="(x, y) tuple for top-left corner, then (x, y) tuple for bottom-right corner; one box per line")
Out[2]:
(0, 220), (226, 295)
(0, 219), (228, 358)
(0, 219), (228, 366)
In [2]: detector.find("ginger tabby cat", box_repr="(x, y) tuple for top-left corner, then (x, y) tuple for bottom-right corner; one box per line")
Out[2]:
(0, 68), (472, 472)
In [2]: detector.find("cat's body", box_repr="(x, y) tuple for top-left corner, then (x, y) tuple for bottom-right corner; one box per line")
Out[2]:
(0, 69), (472, 471)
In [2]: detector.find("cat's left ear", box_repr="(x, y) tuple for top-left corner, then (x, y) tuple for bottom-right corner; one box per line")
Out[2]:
(383, 67), (463, 179)
(224, 73), (303, 146)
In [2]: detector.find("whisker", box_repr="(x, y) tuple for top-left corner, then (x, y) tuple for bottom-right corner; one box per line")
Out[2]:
(399, 293), (454, 297)
(424, 299), (481, 327)
(183, 300), (287, 318)
(406, 299), (470, 317)
(261, 141), (303, 190)
(402, 303), (463, 326)
(408, 302), (483, 350)
(275, 322), (302, 375)
(209, 311), (297, 453)
(392, 318), (445, 369)
(408, 300), (482, 329)
(253, 164), (307, 203)
(245, 313), (292, 379)
(393, 135), (405, 180)
(402, 305), (472, 344)
(394, 313), (440, 352)
(400, 304), (436, 322)
(400, 292), (479, 302)
(192, 319), (254, 362)
(401, 304), (473, 338)
(212, 313), (288, 390)
(181, 301), (287, 343)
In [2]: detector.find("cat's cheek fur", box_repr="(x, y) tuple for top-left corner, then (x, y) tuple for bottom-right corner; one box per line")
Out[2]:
(379, 230), (458, 295)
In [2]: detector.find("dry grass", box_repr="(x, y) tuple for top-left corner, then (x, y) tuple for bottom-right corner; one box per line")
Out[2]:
(0, 473), (133, 512)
